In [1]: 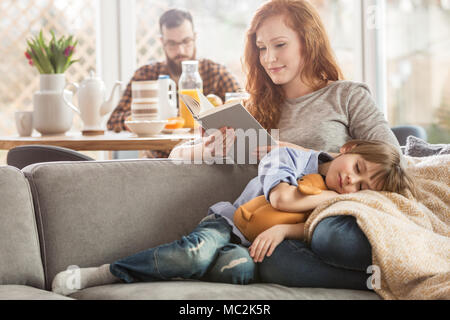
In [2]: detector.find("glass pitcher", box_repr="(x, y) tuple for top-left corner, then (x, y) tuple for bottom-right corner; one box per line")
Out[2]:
(178, 60), (203, 129)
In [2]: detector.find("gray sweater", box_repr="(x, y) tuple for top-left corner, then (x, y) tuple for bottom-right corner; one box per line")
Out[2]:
(276, 80), (399, 153)
(172, 80), (399, 155)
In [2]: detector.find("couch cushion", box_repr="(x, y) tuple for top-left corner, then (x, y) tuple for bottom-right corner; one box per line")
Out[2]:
(0, 285), (72, 300)
(23, 159), (258, 290)
(69, 281), (380, 300)
(0, 166), (45, 289)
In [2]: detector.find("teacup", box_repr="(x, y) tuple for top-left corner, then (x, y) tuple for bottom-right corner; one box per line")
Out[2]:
(15, 111), (34, 137)
(132, 81), (160, 120)
(131, 100), (159, 121)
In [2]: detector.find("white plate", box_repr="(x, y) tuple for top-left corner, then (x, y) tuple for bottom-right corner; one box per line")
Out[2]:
(161, 128), (192, 134)
(125, 120), (168, 137)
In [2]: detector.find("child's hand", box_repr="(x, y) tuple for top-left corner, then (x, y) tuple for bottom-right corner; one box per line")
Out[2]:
(249, 225), (287, 263)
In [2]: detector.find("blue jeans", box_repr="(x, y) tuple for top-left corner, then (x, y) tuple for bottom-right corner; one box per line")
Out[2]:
(259, 215), (373, 290)
(110, 214), (256, 285)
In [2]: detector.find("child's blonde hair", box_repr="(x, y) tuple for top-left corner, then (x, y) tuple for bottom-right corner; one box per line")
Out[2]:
(341, 140), (417, 197)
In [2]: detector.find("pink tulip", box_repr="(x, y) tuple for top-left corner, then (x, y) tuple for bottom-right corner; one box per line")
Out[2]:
(28, 60), (34, 66)
(64, 45), (74, 57)
(25, 51), (31, 59)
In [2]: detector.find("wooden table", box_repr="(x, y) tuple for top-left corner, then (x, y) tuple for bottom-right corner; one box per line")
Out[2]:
(0, 131), (199, 151)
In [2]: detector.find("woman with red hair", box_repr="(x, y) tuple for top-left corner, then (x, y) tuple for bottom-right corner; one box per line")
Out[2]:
(171, 0), (399, 290)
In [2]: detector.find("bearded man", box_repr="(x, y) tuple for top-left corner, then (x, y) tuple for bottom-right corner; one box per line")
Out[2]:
(107, 8), (242, 143)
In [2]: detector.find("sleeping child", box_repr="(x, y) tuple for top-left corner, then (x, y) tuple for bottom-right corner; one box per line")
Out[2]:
(52, 139), (416, 295)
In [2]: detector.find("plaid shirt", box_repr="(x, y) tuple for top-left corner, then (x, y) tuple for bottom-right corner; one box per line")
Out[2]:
(107, 59), (241, 158)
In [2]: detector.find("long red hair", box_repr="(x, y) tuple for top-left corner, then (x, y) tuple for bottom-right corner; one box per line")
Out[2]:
(243, 0), (344, 130)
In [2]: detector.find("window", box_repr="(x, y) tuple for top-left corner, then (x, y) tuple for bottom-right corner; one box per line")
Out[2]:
(385, 0), (450, 143)
(310, 0), (359, 80)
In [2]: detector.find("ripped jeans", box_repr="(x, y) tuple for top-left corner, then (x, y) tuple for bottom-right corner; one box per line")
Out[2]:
(109, 214), (256, 285)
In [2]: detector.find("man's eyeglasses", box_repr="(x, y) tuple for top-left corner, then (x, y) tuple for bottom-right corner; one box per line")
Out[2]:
(163, 37), (195, 51)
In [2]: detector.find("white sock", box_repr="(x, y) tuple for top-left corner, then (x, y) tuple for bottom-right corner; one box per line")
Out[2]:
(52, 264), (120, 296)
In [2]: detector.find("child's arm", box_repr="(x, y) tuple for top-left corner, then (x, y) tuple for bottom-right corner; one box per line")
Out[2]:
(258, 147), (336, 208)
(249, 185), (339, 263)
(269, 182), (339, 212)
(249, 223), (305, 262)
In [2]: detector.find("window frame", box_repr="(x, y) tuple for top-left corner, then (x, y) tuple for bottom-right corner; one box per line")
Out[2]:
(358, 0), (388, 117)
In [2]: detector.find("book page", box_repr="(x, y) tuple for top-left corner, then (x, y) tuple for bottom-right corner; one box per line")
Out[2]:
(180, 90), (217, 118)
(199, 102), (236, 118)
(197, 91), (215, 114)
(179, 94), (201, 117)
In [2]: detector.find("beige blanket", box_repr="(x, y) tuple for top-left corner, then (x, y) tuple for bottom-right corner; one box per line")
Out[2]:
(305, 154), (450, 300)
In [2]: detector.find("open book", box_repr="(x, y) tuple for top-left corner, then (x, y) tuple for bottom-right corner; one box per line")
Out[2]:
(180, 91), (276, 163)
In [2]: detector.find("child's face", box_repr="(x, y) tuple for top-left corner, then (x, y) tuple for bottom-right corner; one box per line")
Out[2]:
(325, 153), (384, 194)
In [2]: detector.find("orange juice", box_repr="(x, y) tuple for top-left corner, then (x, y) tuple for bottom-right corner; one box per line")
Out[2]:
(179, 89), (202, 129)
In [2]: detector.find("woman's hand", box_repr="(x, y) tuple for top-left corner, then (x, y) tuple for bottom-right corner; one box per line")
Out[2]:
(252, 140), (310, 160)
(249, 225), (287, 263)
(202, 126), (236, 159)
(170, 126), (235, 161)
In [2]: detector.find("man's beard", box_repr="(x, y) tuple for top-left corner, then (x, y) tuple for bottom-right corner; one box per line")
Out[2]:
(166, 47), (196, 76)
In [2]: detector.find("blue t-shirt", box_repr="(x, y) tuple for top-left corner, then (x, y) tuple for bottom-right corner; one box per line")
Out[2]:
(207, 147), (333, 246)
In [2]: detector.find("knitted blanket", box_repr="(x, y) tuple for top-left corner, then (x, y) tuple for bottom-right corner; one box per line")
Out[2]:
(304, 154), (450, 300)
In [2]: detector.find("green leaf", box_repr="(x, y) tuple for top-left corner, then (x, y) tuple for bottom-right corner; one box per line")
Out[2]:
(27, 45), (44, 73)
(29, 42), (46, 72)
(33, 32), (54, 73)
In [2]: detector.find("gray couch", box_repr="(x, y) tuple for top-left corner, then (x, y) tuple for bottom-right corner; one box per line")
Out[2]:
(0, 159), (379, 300)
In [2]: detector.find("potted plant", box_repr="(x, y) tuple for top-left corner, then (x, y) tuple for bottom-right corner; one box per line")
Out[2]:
(25, 30), (79, 135)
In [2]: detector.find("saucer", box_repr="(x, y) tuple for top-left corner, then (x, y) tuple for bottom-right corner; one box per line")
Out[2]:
(125, 120), (168, 137)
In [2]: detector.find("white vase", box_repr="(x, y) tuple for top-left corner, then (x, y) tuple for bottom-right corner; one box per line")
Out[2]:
(33, 74), (74, 135)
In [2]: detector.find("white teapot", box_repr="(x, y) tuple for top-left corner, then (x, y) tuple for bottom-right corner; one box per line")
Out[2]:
(63, 70), (122, 131)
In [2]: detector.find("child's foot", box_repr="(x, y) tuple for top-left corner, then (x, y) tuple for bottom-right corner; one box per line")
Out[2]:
(52, 264), (119, 296)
